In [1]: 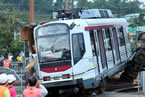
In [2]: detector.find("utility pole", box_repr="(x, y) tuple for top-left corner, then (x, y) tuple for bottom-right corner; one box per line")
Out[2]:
(29, 0), (34, 24)
(72, 0), (74, 8)
(65, 0), (68, 9)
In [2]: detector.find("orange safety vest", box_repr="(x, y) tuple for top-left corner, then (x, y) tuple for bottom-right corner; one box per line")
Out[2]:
(3, 59), (9, 68)
(23, 87), (41, 97)
(0, 86), (8, 97)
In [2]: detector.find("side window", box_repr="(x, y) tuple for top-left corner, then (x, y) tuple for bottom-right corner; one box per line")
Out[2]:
(102, 29), (107, 50)
(105, 28), (112, 51)
(72, 33), (85, 64)
(118, 27), (125, 46)
(89, 31), (95, 56)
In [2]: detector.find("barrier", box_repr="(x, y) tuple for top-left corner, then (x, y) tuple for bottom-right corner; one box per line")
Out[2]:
(0, 67), (21, 81)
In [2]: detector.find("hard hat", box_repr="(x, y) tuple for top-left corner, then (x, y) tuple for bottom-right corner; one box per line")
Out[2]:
(8, 74), (16, 83)
(0, 73), (8, 83)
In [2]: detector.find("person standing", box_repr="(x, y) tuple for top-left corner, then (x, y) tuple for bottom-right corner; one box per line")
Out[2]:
(8, 74), (17, 97)
(23, 76), (48, 97)
(3, 58), (10, 68)
(0, 73), (11, 97)
(0, 55), (4, 66)
(8, 53), (14, 69)
(17, 53), (23, 71)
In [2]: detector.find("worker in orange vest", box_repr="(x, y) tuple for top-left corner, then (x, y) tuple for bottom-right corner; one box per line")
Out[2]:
(0, 73), (11, 97)
(23, 76), (48, 97)
(3, 58), (10, 68)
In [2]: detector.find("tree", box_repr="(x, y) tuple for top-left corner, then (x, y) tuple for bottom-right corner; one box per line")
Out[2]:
(129, 12), (145, 27)
(75, 0), (94, 9)
(0, 0), (143, 17)
(88, 0), (142, 17)
(35, 0), (54, 14)
(0, 3), (29, 58)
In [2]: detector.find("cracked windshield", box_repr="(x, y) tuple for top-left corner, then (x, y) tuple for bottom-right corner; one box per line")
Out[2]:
(37, 24), (71, 62)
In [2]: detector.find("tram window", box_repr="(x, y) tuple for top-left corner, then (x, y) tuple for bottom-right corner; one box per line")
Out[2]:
(99, 10), (105, 17)
(72, 33), (85, 64)
(102, 29), (106, 45)
(124, 27), (129, 43)
(118, 27), (125, 46)
(104, 10), (109, 18)
(89, 31), (95, 56)
(102, 29), (109, 51)
(105, 28), (112, 51)
(109, 28), (116, 50)
(105, 29), (109, 38)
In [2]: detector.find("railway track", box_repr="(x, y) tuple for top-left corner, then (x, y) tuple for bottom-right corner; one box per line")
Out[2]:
(45, 82), (140, 97)
(59, 77), (140, 97)
(13, 76), (141, 97)
(106, 83), (139, 92)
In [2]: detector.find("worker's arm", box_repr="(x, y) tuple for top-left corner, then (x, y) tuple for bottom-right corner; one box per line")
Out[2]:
(40, 84), (48, 97)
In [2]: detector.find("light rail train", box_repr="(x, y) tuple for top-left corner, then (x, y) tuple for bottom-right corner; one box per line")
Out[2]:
(20, 9), (133, 95)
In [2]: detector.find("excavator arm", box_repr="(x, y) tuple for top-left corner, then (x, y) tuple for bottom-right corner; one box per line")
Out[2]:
(20, 24), (37, 54)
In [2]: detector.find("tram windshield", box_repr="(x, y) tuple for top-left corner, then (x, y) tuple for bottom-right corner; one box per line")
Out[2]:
(36, 24), (71, 63)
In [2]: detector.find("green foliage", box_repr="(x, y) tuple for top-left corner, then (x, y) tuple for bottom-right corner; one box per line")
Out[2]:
(53, 2), (64, 11)
(128, 12), (145, 27)
(75, 0), (94, 9)
(128, 17), (138, 28)
(35, 0), (54, 14)
(75, 0), (142, 17)
(0, 0), (143, 17)
(93, 0), (141, 17)
(138, 13), (145, 26)
(0, 2), (29, 58)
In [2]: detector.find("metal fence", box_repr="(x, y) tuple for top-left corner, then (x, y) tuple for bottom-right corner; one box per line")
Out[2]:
(0, 67), (21, 80)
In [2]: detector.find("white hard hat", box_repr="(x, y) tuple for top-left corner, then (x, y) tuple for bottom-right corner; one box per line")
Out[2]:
(8, 74), (16, 83)
(0, 73), (8, 83)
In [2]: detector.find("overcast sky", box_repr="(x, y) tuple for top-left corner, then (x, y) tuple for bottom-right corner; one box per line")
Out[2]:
(130, 0), (145, 3)
(139, 0), (145, 3)
(88, 0), (145, 4)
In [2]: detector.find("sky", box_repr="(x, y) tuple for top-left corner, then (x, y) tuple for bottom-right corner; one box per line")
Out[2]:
(130, 0), (145, 4)
(138, 0), (145, 3)
(88, 0), (145, 4)
(139, 0), (144, 2)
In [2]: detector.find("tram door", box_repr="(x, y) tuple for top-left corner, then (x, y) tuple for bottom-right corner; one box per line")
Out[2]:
(96, 29), (107, 73)
(111, 27), (121, 64)
(103, 28), (115, 69)
(116, 27), (127, 61)
(89, 31), (99, 76)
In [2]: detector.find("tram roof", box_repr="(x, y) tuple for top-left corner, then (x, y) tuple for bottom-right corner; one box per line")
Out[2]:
(49, 18), (127, 26)
(37, 18), (128, 31)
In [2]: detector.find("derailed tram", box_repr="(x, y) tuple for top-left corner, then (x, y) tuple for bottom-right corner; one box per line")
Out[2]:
(20, 9), (133, 95)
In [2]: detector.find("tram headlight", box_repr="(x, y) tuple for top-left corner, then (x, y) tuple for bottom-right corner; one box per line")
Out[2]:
(43, 76), (51, 81)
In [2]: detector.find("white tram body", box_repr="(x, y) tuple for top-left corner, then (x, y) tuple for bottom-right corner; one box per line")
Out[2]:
(29, 9), (132, 92)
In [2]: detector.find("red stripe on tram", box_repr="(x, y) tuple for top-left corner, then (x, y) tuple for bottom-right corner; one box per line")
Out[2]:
(40, 65), (72, 73)
(85, 25), (113, 31)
